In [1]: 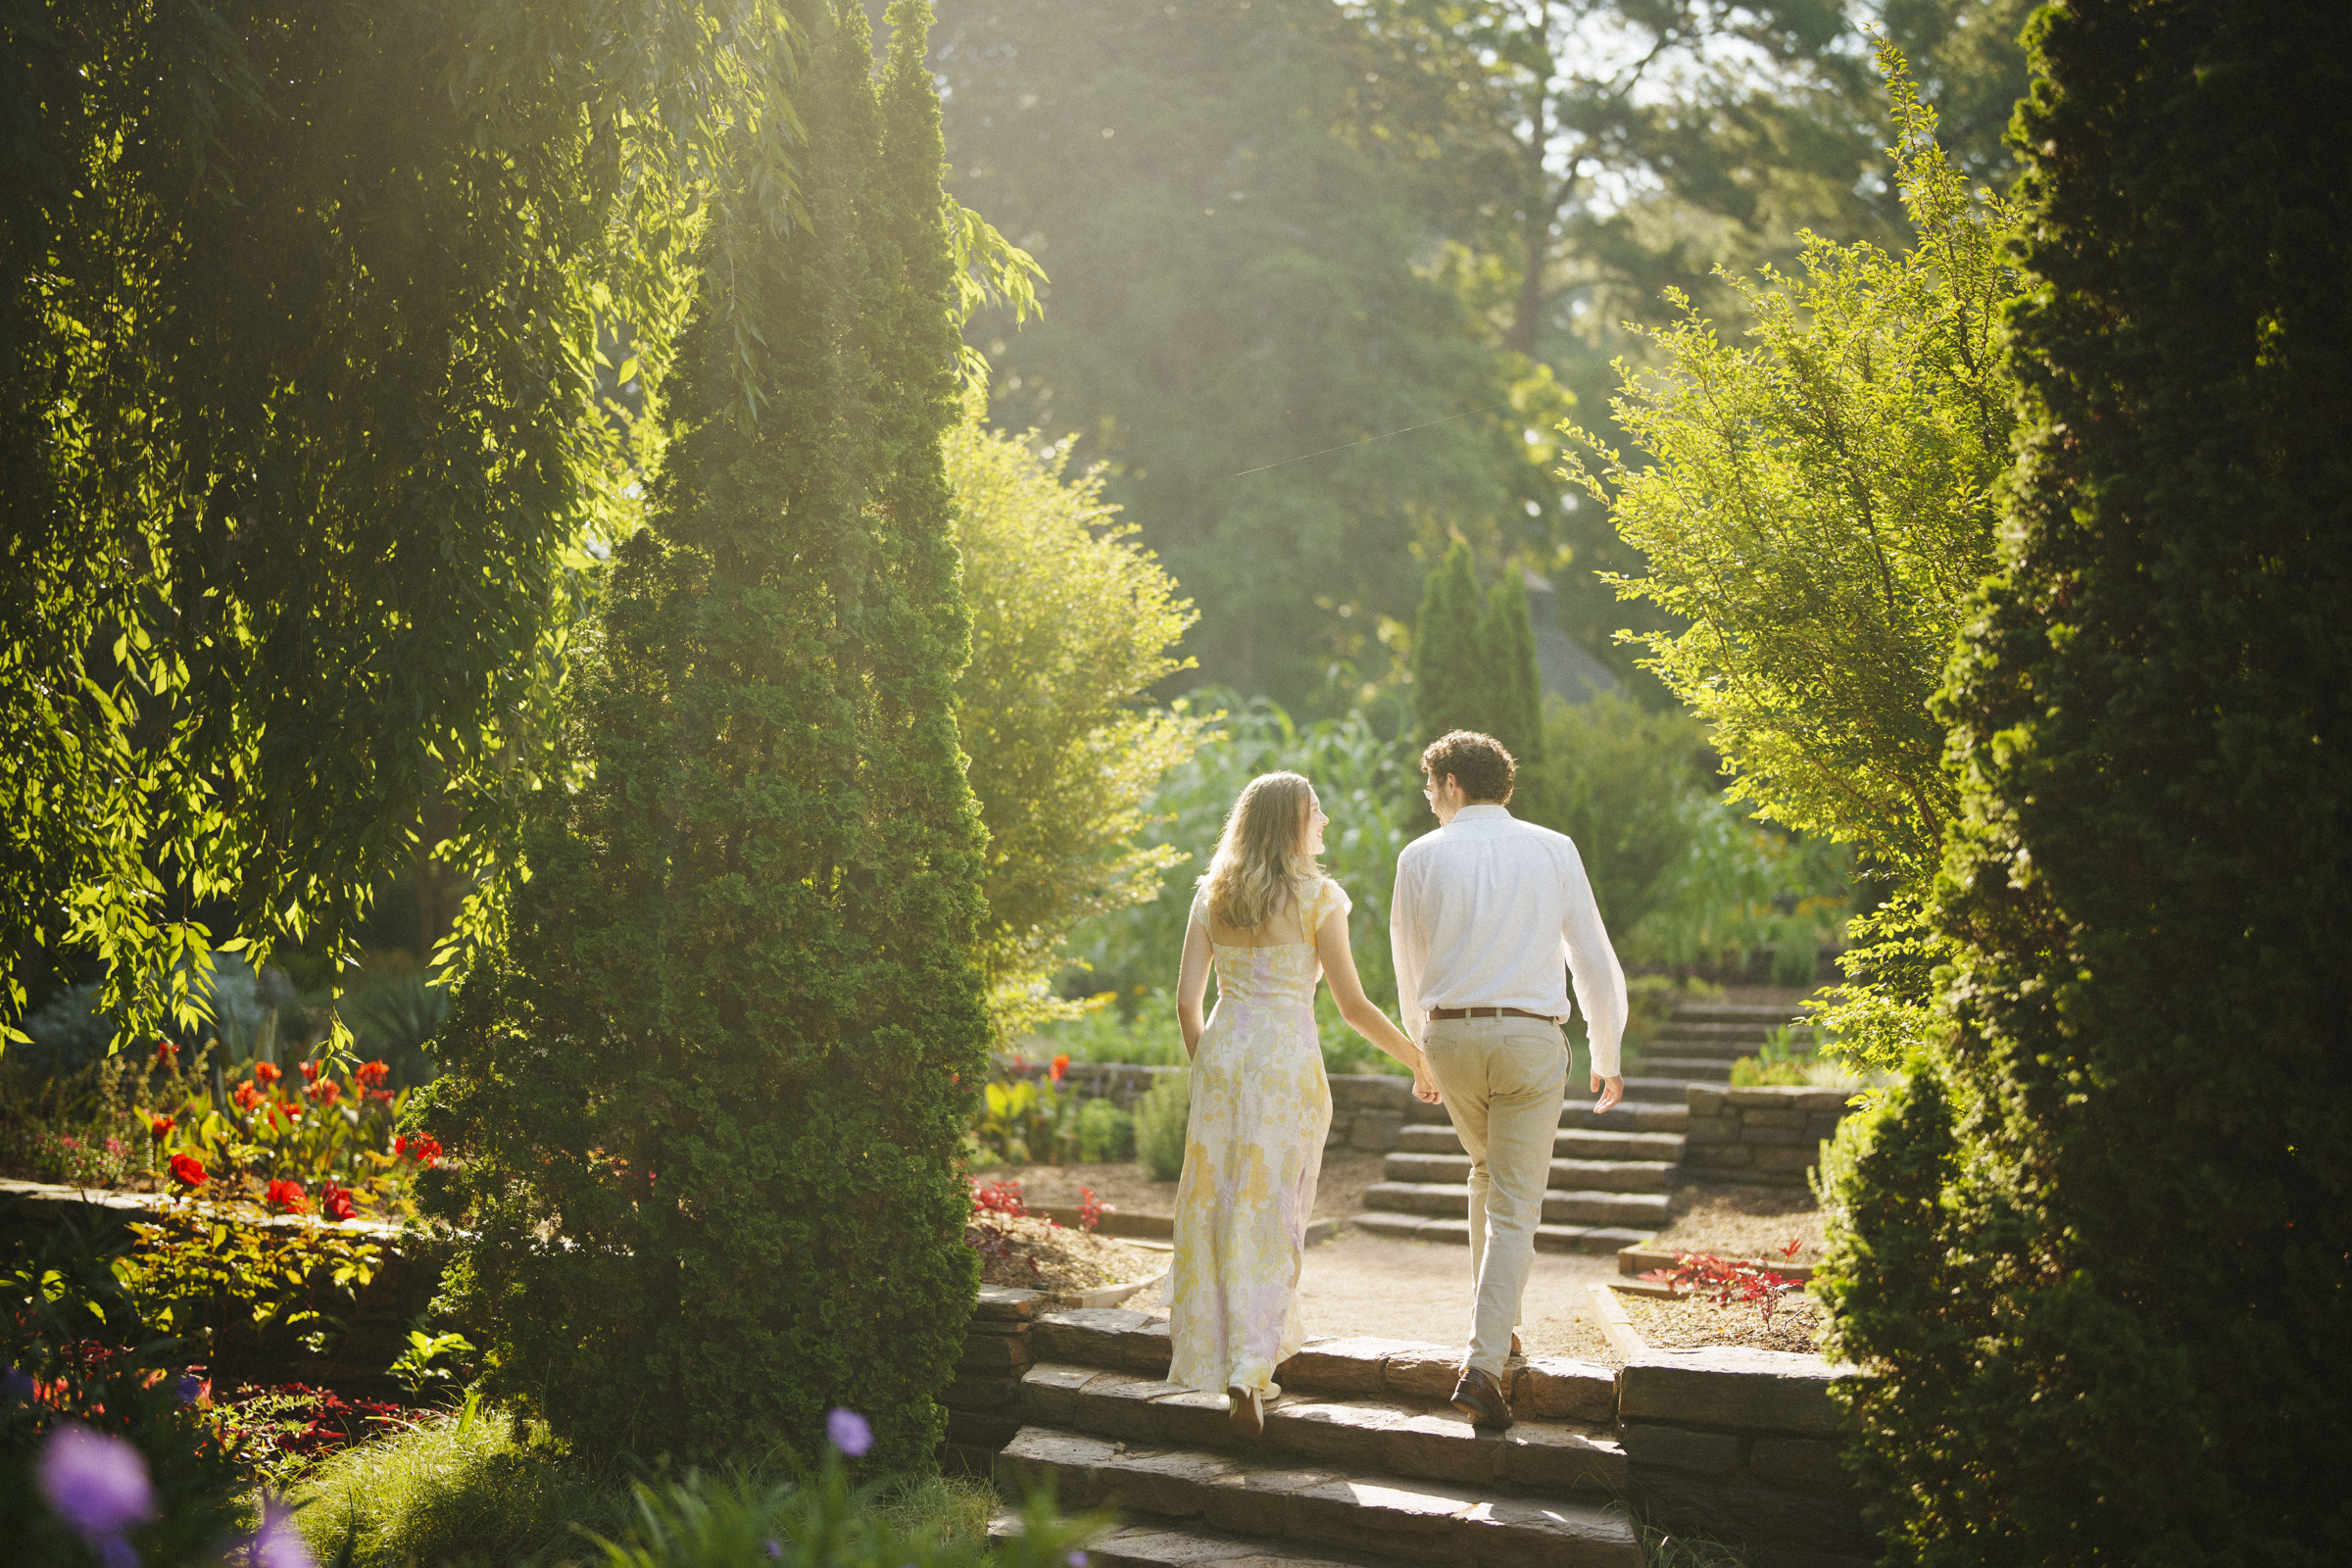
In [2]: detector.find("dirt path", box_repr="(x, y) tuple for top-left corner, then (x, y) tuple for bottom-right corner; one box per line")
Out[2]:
(1120, 1227), (1625, 1366)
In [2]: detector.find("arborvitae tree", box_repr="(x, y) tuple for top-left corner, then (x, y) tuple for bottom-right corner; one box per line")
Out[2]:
(1476, 569), (1544, 770)
(419, 0), (989, 1472)
(1411, 538), (1489, 750)
(1817, 1), (2352, 1560)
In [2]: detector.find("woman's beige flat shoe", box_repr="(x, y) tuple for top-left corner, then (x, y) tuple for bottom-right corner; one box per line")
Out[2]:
(1227, 1385), (1265, 1440)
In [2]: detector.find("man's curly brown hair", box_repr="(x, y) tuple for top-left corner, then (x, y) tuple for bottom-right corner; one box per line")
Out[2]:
(1420, 730), (1515, 804)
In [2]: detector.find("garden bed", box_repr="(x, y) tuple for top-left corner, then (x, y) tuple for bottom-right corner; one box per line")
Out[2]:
(1649, 1185), (1828, 1264)
(966, 1211), (1167, 1298)
(1616, 1286), (1828, 1355)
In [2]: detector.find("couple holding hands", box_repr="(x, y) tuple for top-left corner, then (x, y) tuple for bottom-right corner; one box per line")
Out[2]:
(1164, 728), (1627, 1437)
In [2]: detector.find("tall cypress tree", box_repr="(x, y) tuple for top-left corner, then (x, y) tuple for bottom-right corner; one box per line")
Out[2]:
(1477, 569), (1544, 770)
(1817, 0), (2352, 1559)
(419, 0), (989, 1471)
(1411, 537), (1488, 751)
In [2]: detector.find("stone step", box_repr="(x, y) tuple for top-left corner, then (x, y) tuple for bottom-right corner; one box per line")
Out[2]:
(1362, 1181), (1672, 1229)
(1021, 1516), (1409, 1568)
(1393, 1124), (1688, 1162)
(1382, 1152), (1676, 1195)
(998, 1426), (1642, 1567)
(1620, 1075), (1708, 1102)
(1018, 1360), (1628, 1502)
(1670, 1004), (1808, 1025)
(1350, 1211), (1654, 1253)
(1629, 1055), (1734, 1081)
(1631, 1039), (1752, 1060)
(1411, 1100), (1692, 1135)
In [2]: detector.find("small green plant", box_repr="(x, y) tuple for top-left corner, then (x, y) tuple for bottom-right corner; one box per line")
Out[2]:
(389, 1324), (477, 1401)
(1134, 1068), (1190, 1182)
(1729, 1024), (1816, 1087)
(116, 1202), (383, 1354)
(1075, 1097), (1134, 1162)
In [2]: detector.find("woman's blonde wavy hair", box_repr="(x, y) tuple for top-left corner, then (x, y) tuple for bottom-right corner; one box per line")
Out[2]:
(1200, 771), (1319, 934)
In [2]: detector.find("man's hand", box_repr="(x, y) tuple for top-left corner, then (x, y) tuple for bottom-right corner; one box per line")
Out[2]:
(1591, 1073), (1623, 1113)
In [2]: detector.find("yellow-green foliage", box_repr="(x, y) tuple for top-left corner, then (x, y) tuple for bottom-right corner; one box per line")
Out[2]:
(946, 416), (1204, 1039)
(1566, 49), (2022, 888)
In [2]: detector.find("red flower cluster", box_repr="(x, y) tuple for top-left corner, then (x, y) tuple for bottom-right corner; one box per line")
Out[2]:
(253, 1062), (282, 1087)
(148, 1115), (174, 1143)
(392, 1134), (442, 1167)
(1078, 1185), (1107, 1233)
(169, 1153), (207, 1189)
(298, 1060), (319, 1084)
(264, 1178), (308, 1214)
(970, 1177), (1026, 1217)
(319, 1183), (358, 1222)
(356, 1059), (390, 1090)
(232, 1082), (264, 1112)
(154, 1041), (179, 1067)
(308, 1080), (342, 1107)
(1050, 1054), (1070, 1084)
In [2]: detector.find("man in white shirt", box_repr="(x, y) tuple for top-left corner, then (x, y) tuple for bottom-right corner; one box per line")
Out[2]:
(1390, 729), (1627, 1429)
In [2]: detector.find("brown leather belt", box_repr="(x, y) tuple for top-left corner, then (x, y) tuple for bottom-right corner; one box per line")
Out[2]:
(1428, 1006), (1560, 1023)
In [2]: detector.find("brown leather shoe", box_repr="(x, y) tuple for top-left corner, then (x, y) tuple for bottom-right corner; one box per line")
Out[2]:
(1227, 1385), (1264, 1440)
(1449, 1365), (1514, 1430)
(1510, 1332), (1523, 1358)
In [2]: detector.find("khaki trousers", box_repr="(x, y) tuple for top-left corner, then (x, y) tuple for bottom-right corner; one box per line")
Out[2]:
(1421, 1015), (1567, 1378)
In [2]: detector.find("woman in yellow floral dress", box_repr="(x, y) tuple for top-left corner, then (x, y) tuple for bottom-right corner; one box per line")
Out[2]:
(1169, 771), (1440, 1437)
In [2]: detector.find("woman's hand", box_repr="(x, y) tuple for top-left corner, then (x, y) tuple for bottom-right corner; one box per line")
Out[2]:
(1409, 1051), (1443, 1105)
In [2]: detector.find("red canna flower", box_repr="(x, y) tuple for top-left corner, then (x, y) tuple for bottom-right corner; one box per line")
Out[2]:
(154, 1041), (179, 1067)
(1050, 1054), (1070, 1083)
(252, 1062), (282, 1087)
(356, 1060), (389, 1090)
(265, 1178), (308, 1214)
(308, 1080), (342, 1107)
(319, 1184), (357, 1222)
(232, 1083), (264, 1112)
(298, 1059), (319, 1084)
(169, 1153), (207, 1189)
(149, 1115), (174, 1143)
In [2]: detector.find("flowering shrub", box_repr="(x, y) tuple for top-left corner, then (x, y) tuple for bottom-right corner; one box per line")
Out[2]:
(145, 1054), (419, 1220)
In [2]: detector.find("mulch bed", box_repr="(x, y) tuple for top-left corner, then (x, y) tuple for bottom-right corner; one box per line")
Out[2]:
(966, 1212), (1168, 1294)
(1651, 1188), (1829, 1265)
(1620, 1288), (1828, 1355)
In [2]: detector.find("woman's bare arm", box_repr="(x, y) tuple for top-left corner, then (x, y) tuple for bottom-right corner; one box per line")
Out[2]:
(1314, 907), (1442, 1104)
(1176, 910), (1213, 1060)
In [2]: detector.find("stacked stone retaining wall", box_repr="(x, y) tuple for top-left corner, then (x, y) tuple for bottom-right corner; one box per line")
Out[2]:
(1681, 1085), (1857, 1190)
(1012, 1062), (1416, 1152)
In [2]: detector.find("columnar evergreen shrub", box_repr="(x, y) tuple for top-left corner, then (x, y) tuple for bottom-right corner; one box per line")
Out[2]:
(418, 0), (989, 1472)
(1474, 570), (1544, 771)
(1410, 538), (1487, 749)
(1818, 1), (2352, 1560)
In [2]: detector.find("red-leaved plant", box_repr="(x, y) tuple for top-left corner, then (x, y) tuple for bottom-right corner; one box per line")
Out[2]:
(1640, 1250), (1803, 1328)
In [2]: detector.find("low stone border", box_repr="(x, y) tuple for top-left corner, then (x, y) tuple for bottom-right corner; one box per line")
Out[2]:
(1587, 1280), (1646, 1357)
(1619, 1245), (1818, 1283)
(998, 1060), (1419, 1153)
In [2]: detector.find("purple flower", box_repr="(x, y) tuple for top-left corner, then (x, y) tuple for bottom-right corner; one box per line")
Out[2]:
(764, 1543), (782, 1559)
(36, 1425), (156, 1560)
(1067, 1554), (1090, 1568)
(824, 1406), (872, 1458)
(253, 1500), (318, 1568)
(176, 1374), (206, 1404)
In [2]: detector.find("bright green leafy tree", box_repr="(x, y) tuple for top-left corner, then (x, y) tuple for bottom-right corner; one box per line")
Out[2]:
(1476, 568), (1544, 770)
(419, 0), (987, 1470)
(1818, 1), (2352, 1558)
(945, 413), (1207, 1039)
(1566, 51), (2023, 1066)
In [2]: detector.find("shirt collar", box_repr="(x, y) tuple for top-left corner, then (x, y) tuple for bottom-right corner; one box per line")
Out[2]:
(1450, 804), (1512, 823)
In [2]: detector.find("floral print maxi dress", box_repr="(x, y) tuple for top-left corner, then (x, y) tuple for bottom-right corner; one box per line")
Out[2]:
(1167, 878), (1340, 1396)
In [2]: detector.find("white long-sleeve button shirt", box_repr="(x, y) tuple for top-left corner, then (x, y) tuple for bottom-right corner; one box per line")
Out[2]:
(1389, 804), (1629, 1078)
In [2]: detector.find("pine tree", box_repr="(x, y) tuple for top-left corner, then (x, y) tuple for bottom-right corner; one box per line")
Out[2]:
(418, 0), (989, 1471)
(1816, 0), (2352, 1558)
(1477, 569), (1544, 770)
(1411, 538), (1488, 751)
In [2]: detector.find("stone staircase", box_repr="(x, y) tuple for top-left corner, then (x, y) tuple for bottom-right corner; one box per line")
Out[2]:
(1355, 1001), (1808, 1250)
(993, 1307), (1642, 1567)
